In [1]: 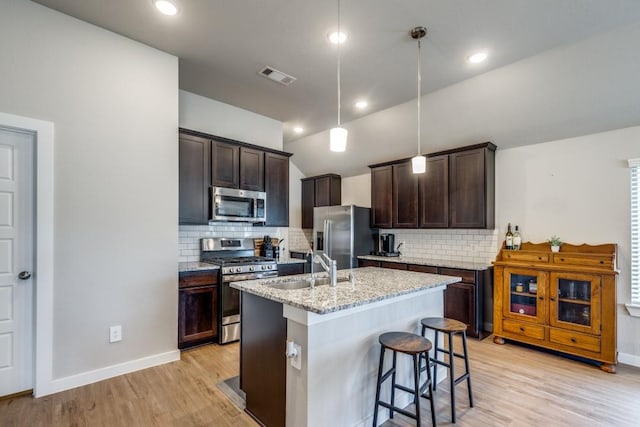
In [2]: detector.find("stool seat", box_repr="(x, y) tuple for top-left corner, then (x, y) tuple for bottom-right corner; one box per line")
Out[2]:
(421, 317), (466, 333)
(379, 331), (433, 355)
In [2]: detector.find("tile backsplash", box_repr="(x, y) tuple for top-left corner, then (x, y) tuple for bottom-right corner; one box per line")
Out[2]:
(389, 229), (499, 264)
(178, 224), (288, 262)
(179, 224), (499, 264)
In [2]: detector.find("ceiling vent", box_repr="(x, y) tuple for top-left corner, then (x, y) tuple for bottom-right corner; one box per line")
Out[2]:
(258, 66), (296, 86)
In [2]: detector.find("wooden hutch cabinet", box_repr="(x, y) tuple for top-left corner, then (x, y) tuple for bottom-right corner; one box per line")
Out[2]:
(493, 242), (618, 372)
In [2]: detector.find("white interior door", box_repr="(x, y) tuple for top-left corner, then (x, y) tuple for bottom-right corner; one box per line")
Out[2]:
(0, 127), (34, 396)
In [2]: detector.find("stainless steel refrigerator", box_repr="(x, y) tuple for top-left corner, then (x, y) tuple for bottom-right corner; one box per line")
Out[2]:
(313, 205), (376, 270)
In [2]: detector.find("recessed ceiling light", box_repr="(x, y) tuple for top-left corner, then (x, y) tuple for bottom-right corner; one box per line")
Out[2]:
(293, 126), (304, 134)
(154, 0), (178, 16)
(328, 31), (348, 45)
(467, 51), (488, 64)
(355, 100), (368, 110)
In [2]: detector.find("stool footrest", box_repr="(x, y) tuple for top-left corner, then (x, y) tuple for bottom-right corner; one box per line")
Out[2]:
(454, 372), (470, 386)
(393, 383), (415, 395)
(380, 367), (395, 384)
(376, 401), (419, 421)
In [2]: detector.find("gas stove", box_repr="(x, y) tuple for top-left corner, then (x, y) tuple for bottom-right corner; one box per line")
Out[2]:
(200, 237), (279, 344)
(200, 238), (277, 276)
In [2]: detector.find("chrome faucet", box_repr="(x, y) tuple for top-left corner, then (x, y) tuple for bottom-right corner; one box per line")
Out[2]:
(313, 252), (338, 287)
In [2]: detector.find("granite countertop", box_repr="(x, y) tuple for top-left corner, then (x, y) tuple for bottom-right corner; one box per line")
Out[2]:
(230, 267), (460, 315)
(357, 255), (492, 271)
(178, 262), (220, 273)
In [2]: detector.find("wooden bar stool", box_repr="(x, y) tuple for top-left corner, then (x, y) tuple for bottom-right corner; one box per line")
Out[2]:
(373, 331), (437, 427)
(420, 318), (473, 423)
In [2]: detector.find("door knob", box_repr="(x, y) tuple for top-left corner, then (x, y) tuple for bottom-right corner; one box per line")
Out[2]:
(18, 271), (31, 280)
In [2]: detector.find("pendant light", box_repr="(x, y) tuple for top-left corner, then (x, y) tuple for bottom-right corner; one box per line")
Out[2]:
(411, 26), (427, 174)
(329, 0), (347, 152)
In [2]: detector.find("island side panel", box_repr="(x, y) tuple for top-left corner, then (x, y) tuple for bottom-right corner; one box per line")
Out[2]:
(241, 292), (287, 427)
(285, 286), (445, 427)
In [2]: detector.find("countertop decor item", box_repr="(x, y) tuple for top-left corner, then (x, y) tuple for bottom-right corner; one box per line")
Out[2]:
(548, 235), (562, 252)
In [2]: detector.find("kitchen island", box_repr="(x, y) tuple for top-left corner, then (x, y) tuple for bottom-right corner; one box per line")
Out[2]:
(231, 267), (461, 427)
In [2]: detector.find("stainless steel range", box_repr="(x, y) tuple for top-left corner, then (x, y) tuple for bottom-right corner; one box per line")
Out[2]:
(201, 238), (277, 344)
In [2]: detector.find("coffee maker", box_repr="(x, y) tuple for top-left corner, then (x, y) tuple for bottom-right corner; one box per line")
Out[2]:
(376, 233), (399, 257)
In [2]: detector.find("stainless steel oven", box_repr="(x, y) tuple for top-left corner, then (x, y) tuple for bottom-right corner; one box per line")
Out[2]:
(201, 238), (278, 344)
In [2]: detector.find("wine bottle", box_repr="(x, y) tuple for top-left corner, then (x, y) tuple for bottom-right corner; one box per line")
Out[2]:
(505, 223), (514, 250)
(513, 225), (521, 250)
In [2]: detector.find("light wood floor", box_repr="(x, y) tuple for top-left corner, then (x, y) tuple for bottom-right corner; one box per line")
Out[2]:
(2, 337), (640, 426)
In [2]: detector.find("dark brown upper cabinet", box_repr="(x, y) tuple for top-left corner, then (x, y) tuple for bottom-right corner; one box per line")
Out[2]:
(369, 142), (495, 229)
(300, 174), (341, 229)
(211, 139), (239, 188)
(370, 165), (393, 228)
(392, 161), (418, 228)
(240, 147), (265, 191)
(264, 152), (289, 226)
(179, 128), (292, 226)
(418, 154), (449, 228)
(179, 133), (211, 225)
(449, 145), (495, 229)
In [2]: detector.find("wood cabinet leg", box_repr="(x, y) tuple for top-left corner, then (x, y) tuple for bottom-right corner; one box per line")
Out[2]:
(493, 336), (505, 345)
(600, 363), (616, 374)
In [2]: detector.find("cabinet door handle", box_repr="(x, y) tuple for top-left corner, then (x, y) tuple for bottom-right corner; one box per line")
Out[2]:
(550, 297), (556, 302)
(599, 260), (604, 264)
(538, 296), (544, 300)
(519, 327), (525, 332)
(570, 338), (577, 343)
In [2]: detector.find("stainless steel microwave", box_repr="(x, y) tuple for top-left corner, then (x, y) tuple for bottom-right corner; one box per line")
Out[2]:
(210, 187), (266, 223)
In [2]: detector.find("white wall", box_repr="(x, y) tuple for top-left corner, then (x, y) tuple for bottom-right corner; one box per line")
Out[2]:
(496, 126), (640, 361)
(0, 1), (179, 381)
(179, 90), (283, 150)
(341, 174), (371, 207)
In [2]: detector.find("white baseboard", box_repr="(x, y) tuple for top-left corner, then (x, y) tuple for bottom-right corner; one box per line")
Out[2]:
(36, 350), (180, 397)
(618, 352), (640, 368)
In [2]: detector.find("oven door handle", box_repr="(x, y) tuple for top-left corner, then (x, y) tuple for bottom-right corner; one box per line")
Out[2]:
(223, 272), (278, 283)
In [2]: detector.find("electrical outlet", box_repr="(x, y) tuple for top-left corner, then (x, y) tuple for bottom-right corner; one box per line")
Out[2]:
(290, 343), (302, 370)
(109, 325), (122, 343)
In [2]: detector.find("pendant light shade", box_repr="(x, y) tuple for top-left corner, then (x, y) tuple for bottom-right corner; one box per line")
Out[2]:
(411, 26), (427, 174)
(411, 154), (426, 174)
(330, 0), (347, 152)
(330, 127), (348, 152)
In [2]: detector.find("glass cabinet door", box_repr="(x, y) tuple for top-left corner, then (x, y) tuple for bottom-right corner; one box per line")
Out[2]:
(503, 268), (546, 324)
(549, 272), (601, 334)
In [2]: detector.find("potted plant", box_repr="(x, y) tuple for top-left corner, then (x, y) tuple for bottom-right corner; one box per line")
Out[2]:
(548, 235), (562, 252)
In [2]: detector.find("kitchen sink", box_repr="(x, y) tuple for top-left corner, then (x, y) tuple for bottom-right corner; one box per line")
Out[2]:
(266, 276), (350, 290)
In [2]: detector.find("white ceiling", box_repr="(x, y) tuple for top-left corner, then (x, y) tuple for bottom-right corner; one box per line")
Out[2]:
(33, 0), (640, 176)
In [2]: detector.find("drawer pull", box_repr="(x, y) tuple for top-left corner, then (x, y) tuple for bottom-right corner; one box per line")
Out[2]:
(519, 327), (525, 332)
(570, 338), (577, 343)
(600, 260), (604, 264)
(538, 296), (544, 300)
(538, 257), (542, 260)
(560, 258), (565, 261)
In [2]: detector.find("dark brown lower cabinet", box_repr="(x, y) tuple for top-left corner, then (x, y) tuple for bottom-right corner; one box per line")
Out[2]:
(277, 262), (305, 276)
(241, 292), (287, 427)
(178, 271), (219, 349)
(357, 259), (492, 339)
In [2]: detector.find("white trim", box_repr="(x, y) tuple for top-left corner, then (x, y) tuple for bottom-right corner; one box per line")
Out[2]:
(618, 351), (640, 368)
(42, 350), (180, 396)
(625, 303), (640, 318)
(629, 158), (640, 167)
(0, 112), (54, 398)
